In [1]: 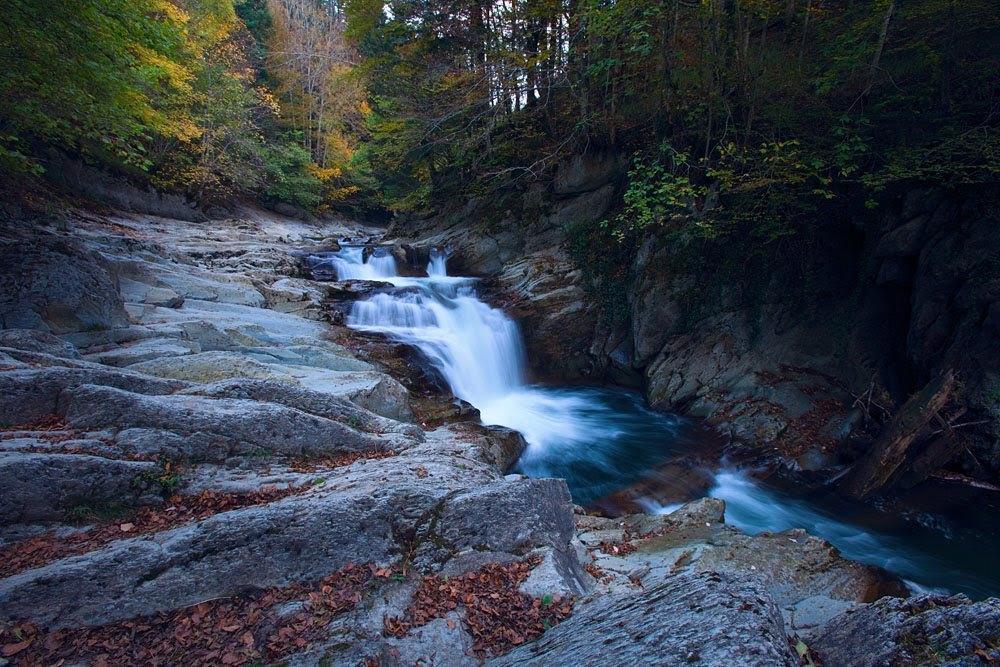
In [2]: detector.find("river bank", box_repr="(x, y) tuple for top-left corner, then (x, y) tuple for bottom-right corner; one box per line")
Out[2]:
(0, 204), (997, 665)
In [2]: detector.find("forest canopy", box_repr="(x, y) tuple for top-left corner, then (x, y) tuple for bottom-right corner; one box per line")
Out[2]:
(1, 0), (997, 221)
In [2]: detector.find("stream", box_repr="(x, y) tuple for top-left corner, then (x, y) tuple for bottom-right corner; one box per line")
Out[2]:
(312, 245), (1000, 600)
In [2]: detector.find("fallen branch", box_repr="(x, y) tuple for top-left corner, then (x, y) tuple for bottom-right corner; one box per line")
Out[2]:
(840, 369), (956, 500)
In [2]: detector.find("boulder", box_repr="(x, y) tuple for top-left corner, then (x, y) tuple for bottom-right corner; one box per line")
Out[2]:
(577, 498), (908, 635)
(0, 233), (129, 333)
(0, 464), (578, 630)
(180, 379), (421, 437)
(60, 384), (401, 459)
(552, 152), (625, 197)
(491, 571), (797, 666)
(0, 329), (81, 359)
(812, 594), (1000, 666)
(0, 367), (187, 427)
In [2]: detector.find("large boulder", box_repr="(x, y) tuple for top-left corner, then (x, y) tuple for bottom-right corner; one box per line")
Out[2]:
(0, 461), (576, 629)
(0, 329), (80, 359)
(491, 571), (797, 666)
(0, 232), (129, 333)
(0, 366), (187, 427)
(60, 384), (401, 459)
(552, 152), (626, 197)
(812, 594), (1000, 666)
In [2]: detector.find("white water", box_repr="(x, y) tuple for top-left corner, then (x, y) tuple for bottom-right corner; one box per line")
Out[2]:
(314, 246), (399, 281)
(427, 247), (449, 277)
(325, 246), (999, 598)
(334, 246), (622, 458)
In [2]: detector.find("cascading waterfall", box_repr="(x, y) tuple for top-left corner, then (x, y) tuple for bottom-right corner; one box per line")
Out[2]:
(324, 244), (999, 599)
(427, 247), (449, 277)
(309, 246), (399, 282)
(329, 245), (688, 504)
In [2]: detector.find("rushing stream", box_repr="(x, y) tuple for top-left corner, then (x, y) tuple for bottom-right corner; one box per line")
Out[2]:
(315, 245), (1000, 600)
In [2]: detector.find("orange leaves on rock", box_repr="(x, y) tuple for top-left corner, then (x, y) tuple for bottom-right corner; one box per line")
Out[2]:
(384, 558), (573, 657)
(598, 539), (637, 556)
(288, 450), (395, 473)
(1, 563), (374, 667)
(0, 487), (306, 578)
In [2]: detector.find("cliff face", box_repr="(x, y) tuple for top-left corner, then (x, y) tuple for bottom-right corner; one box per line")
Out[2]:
(397, 157), (1000, 491)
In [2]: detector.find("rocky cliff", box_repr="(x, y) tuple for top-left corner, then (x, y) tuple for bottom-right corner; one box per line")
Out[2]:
(396, 156), (1000, 497)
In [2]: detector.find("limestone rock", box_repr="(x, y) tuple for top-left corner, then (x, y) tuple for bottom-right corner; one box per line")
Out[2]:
(0, 366), (187, 427)
(0, 233), (129, 333)
(60, 384), (399, 459)
(0, 329), (80, 359)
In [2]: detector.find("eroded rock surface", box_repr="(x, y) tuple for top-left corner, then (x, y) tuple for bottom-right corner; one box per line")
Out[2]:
(492, 571), (797, 666)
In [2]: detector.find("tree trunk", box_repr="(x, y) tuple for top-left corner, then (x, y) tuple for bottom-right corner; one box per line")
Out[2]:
(840, 369), (956, 500)
(862, 0), (895, 100)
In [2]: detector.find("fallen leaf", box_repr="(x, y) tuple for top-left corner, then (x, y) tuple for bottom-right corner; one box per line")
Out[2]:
(2, 640), (31, 656)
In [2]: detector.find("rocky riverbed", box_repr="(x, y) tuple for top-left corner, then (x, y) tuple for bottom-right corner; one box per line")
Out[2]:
(1, 207), (997, 665)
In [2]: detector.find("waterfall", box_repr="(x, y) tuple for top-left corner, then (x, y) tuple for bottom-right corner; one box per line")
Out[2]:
(313, 246), (525, 407)
(309, 246), (399, 282)
(427, 247), (449, 277)
(349, 286), (526, 407)
(330, 245), (687, 502)
(321, 245), (998, 599)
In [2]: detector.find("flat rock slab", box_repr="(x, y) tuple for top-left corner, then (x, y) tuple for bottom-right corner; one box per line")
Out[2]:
(491, 571), (797, 666)
(84, 336), (201, 367)
(0, 466), (574, 629)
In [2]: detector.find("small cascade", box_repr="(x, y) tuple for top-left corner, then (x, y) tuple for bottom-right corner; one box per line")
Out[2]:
(349, 286), (526, 407)
(334, 245), (687, 504)
(427, 246), (449, 277)
(309, 246), (399, 281)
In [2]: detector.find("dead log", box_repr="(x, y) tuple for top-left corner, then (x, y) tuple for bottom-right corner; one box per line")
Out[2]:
(840, 369), (956, 500)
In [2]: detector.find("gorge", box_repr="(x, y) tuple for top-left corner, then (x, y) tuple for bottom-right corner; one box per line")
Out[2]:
(313, 241), (1000, 601)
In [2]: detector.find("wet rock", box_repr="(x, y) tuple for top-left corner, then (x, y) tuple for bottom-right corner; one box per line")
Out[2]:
(324, 279), (395, 299)
(491, 571), (797, 666)
(497, 249), (598, 378)
(0, 453), (158, 525)
(812, 594), (1000, 666)
(579, 498), (908, 635)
